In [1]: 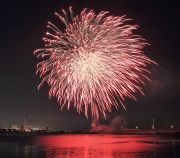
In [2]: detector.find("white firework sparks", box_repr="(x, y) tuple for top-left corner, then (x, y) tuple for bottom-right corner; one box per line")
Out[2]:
(34, 7), (156, 119)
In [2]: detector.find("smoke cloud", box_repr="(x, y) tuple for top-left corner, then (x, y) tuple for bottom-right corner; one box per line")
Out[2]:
(90, 116), (125, 133)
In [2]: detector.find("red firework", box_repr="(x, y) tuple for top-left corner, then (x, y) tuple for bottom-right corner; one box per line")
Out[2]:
(34, 7), (156, 119)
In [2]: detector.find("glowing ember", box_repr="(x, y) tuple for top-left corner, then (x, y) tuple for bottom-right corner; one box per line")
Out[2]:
(34, 7), (156, 119)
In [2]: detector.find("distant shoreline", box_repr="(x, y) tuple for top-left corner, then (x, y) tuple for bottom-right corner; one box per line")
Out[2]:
(0, 129), (180, 137)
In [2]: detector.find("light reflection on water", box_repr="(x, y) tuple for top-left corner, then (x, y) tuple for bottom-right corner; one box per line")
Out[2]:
(0, 134), (179, 158)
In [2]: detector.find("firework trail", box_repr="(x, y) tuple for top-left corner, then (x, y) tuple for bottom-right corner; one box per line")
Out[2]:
(34, 7), (156, 119)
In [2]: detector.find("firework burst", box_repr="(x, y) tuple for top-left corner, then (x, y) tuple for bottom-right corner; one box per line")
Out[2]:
(34, 7), (156, 119)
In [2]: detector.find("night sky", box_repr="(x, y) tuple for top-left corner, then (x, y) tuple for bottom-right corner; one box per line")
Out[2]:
(0, 0), (180, 130)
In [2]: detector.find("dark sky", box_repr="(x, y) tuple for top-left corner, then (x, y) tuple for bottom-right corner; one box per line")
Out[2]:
(0, 0), (180, 130)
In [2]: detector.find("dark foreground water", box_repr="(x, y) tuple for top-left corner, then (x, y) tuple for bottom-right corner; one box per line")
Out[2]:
(0, 134), (180, 158)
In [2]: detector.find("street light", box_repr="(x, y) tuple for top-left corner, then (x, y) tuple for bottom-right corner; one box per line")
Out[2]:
(152, 119), (155, 130)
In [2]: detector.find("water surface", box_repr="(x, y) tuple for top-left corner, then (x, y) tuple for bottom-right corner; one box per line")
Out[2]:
(0, 134), (179, 158)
